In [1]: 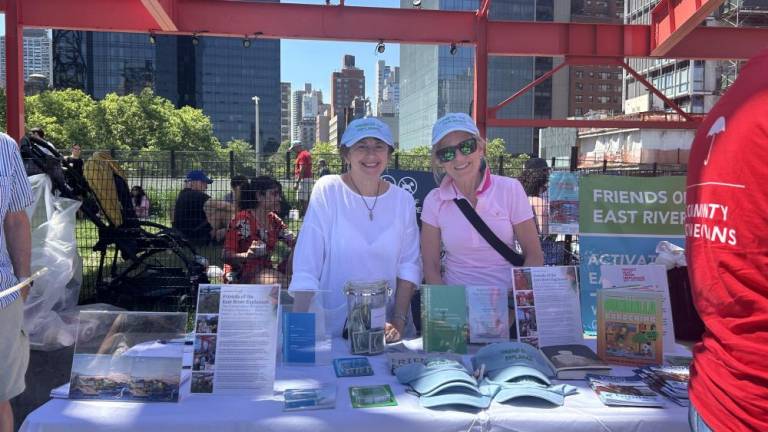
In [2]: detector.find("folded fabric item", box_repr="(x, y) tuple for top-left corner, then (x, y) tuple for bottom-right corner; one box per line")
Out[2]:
(473, 342), (553, 386)
(483, 377), (578, 406)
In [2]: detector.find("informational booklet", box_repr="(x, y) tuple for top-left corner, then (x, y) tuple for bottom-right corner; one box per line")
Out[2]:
(539, 344), (611, 380)
(587, 374), (665, 407)
(635, 365), (690, 406)
(510, 266), (583, 348)
(597, 288), (663, 366)
(282, 312), (316, 364)
(191, 284), (280, 397)
(600, 264), (676, 352)
(466, 285), (509, 344)
(333, 357), (374, 377)
(349, 384), (398, 408)
(421, 285), (468, 354)
(68, 311), (187, 403)
(283, 384), (337, 411)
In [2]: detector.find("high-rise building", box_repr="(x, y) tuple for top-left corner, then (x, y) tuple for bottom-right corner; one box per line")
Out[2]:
(375, 60), (391, 115)
(291, 83), (322, 146)
(399, 0), (559, 153)
(569, 0), (624, 117)
(623, 0), (720, 114)
(51, 2), (281, 152)
(1, 29), (53, 88)
(331, 55), (365, 116)
(375, 61), (400, 116)
(281, 82), (292, 144)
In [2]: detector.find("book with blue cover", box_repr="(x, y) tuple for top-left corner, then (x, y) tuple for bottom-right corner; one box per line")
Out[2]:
(333, 357), (374, 377)
(282, 312), (316, 364)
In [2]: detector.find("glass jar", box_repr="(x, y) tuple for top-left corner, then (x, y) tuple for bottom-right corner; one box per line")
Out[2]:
(343, 280), (391, 355)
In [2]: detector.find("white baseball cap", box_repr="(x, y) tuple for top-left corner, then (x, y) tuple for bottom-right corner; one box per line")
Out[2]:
(340, 117), (394, 148)
(431, 113), (480, 147)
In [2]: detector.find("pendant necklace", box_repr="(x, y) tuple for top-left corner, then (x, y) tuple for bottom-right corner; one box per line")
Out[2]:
(348, 174), (381, 221)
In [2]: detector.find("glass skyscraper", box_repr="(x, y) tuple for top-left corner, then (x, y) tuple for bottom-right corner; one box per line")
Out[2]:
(52, 0), (280, 152)
(399, 0), (553, 154)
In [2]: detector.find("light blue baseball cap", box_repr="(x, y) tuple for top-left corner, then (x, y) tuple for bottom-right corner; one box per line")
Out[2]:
(340, 117), (394, 148)
(419, 386), (493, 409)
(396, 359), (476, 395)
(431, 113), (480, 147)
(472, 342), (554, 385)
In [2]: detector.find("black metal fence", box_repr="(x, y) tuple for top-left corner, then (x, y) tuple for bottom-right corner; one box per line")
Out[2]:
(72, 150), (687, 308)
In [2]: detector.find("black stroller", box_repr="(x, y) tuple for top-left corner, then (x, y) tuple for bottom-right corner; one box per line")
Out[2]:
(21, 136), (209, 312)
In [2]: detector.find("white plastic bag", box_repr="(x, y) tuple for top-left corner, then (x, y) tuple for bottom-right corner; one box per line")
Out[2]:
(23, 174), (83, 351)
(654, 241), (687, 270)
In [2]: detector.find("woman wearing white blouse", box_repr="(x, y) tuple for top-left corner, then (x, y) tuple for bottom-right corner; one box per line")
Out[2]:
(289, 118), (421, 342)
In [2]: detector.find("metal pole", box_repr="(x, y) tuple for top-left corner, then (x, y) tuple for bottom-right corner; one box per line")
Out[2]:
(5, 0), (24, 141)
(253, 96), (261, 172)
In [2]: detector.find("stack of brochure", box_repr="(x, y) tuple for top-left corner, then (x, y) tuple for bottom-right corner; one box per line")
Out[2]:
(587, 374), (665, 407)
(634, 365), (690, 406)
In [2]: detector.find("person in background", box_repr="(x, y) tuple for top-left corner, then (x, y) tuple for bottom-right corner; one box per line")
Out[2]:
(131, 186), (150, 219)
(685, 47), (768, 432)
(420, 113), (543, 337)
(289, 118), (421, 342)
(172, 170), (233, 245)
(290, 140), (313, 217)
(317, 159), (331, 178)
(224, 175), (249, 210)
(63, 144), (84, 178)
(0, 133), (34, 432)
(223, 176), (294, 284)
(519, 157), (550, 235)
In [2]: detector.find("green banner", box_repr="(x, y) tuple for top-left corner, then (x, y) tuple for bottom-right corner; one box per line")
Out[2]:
(579, 176), (686, 235)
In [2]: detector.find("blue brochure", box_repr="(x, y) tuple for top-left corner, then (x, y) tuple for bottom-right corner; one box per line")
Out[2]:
(283, 312), (316, 364)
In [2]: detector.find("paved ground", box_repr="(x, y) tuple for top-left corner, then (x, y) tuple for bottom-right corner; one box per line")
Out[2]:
(11, 347), (75, 431)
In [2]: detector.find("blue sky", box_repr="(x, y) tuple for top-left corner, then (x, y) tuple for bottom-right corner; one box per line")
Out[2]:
(0, 1), (402, 108)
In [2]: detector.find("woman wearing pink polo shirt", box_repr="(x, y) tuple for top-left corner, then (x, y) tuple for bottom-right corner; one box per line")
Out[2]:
(421, 113), (543, 296)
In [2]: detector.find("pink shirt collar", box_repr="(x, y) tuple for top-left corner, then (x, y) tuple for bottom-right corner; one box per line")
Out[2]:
(437, 166), (493, 201)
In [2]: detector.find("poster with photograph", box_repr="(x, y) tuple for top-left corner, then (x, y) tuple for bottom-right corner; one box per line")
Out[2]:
(510, 266), (583, 348)
(68, 311), (187, 403)
(548, 171), (579, 235)
(192, 284), (280, 397)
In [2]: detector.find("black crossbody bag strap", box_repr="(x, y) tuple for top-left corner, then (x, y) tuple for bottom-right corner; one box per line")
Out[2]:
(453, 198), (525, 267)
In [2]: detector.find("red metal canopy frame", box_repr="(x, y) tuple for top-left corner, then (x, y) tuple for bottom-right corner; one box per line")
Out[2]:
(3, 0), (767, 140)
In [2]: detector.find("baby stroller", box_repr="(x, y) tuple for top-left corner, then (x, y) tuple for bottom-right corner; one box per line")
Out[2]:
(21, 138), (208, 312)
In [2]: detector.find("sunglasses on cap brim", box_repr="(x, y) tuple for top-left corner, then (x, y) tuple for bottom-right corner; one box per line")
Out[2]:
(435, 138), (478, 163)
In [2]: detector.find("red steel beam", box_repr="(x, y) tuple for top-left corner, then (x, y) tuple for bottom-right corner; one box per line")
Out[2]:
(487, 119), (701, 130)
(140, 0), (178, 32)
(620, 60), (695, 122)
(473, 11), (489, 137)
(5, 0), (23, 141)
(650, 0), (725, 56)
(4, 0), (764, 60)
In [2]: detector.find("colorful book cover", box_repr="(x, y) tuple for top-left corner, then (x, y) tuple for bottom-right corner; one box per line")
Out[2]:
(349, 384), (397, 408)
(333, 357), (373, 378)
(421, 285), (468, 354)
(587, 374), (665, 407)
(597, 289), (663, 366)
(282, 312), (316, 364)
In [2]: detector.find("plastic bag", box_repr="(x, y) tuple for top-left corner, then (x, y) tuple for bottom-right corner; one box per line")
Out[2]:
(654, 241), (686, 269)
(22, 174), (83, 351)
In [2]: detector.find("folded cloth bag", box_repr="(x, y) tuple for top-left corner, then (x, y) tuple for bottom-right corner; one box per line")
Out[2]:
(472, 342), (554, 385)
(396, 359), (492, 409)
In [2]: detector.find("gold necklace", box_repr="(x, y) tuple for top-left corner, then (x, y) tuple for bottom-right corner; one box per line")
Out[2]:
(348, 174), (381, 221)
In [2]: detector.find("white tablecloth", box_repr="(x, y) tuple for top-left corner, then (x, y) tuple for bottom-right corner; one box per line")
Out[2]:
(21, 338), (689, 432)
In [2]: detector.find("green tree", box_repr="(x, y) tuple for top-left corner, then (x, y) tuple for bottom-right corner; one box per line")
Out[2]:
(25, 88), (98, 149)
(394, 145), (432, 171)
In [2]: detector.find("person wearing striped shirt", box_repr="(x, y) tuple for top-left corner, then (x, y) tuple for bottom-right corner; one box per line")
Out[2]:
(0, 132), (33, 432)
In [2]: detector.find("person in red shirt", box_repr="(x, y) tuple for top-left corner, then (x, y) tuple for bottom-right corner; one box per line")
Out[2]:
(291, 140), (313, 217)
(223, 176), (295, 285)
(685, 48), (768, 432)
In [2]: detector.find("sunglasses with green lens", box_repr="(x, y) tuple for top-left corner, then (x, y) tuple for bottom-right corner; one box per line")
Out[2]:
(436, 138), (478, 163)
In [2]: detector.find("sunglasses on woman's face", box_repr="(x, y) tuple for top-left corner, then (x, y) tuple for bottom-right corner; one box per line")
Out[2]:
(435, 138), (478, 163)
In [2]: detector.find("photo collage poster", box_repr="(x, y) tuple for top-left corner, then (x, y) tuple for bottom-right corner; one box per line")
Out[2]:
(192, 284), (280, 397)
(510, 266), (583, 348)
